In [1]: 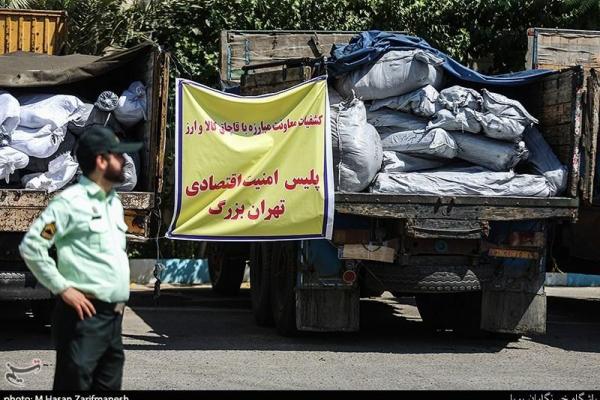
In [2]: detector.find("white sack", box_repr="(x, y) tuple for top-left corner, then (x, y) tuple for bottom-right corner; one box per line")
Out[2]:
(427, 108), (482, 133)
(371, 167), (552, 197)
(476, 112), (526, 142)
(367, 109), (428, 131)
(331, 98), (383, 192)
(19, 94), (86, 130)
(0, 146), (28, 183)
(451, 131), (528, 171)
(382, 151), (449, 173)
(369, 85), (439, 117)
(437, 85), (482, 112)
(113, 81), (147, 127)
(481, 89), (538, 124)
(10, 125), (67, 158)
(114, 153), (138, 192)
(381, 128), (457, 159)
(22, 152), (78, 193)
(0, 91), (20, 146)
(68, 103), (94, 135)
(523, 125), (567, 196)
(335, 50), (444, 100)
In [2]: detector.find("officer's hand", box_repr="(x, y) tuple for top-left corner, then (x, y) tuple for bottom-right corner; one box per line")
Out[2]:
(60, 287), (97, 320)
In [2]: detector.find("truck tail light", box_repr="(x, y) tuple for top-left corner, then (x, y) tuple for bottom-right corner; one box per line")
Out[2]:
(342, 270), (357, 284)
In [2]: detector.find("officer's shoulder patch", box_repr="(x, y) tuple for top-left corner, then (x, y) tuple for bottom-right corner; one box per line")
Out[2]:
(41, 222), (57, 240)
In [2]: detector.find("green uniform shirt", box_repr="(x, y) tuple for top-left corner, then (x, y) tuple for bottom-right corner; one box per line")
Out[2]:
(19, 176), (130, 303)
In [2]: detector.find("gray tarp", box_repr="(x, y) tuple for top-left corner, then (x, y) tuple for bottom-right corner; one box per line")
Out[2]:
(331, 98), (383, 192)
(371, 167), (553, 197)
(334, 49), (444, 100)
(367, 109), (428, 131)
(382, 151), (449, 173)
(381, 128), (457, 159)
(451, 131), (528, 171)
(0, 42), (156, 87)
(523, 125), (567, 196)
(369, 85), (439, 117)
(427, 108), (482, 133)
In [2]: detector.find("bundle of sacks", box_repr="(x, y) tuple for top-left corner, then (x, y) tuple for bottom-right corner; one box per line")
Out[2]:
(0, 81), (147, 193)
(330, 49), (567, 197)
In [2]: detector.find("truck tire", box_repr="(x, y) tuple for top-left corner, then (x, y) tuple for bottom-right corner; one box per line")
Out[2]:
(206, 243), (247, 296)
(249, 243), (274, 326)
(270, 242), (298, 336)
(415, 292), (482, 333)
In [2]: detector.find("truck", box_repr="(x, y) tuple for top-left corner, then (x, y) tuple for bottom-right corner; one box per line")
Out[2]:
(0, 9), (169, 324)
(203, 30), (598, 338)
(527, 27), (600, 276)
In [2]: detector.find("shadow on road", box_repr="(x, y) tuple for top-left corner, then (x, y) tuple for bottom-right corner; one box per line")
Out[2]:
(2, 286), (599, 354)
(528, 296), (600, 353)
(121, 287), (515, 354)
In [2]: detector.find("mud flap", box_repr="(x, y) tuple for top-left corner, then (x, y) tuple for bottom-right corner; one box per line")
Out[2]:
(480, 220), (548, 335)
(296, 286), (360, 332)
(481, 284), (546, 335)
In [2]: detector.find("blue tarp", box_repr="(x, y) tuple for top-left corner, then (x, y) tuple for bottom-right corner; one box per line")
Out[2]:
(328, 31), (554, 86)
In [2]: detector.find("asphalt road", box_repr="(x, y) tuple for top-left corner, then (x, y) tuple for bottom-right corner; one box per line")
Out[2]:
(1, 286), (599, 390)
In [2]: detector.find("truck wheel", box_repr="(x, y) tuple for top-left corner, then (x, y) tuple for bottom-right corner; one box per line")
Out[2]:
(270, 242), (298, 336)
(206, 243), (247, 296)
(250, 243), (274, 326)
(415, 292), (481, 333)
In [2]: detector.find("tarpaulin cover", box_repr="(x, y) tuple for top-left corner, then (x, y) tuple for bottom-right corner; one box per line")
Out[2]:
(328, 31), (554, 85)
(371, 167), (553, 197)
(0, 41), (156, 88)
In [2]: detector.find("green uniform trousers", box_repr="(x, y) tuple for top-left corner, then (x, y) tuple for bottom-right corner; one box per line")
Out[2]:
(51, 298), (125, 390)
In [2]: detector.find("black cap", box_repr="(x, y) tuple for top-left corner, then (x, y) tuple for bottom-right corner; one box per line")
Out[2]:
(76, 125), (143, 161)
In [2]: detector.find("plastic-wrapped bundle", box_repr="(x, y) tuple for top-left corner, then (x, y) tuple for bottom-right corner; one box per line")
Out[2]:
(19, 94), (86, 130)
(369, 85), (439, 117)
(481, 89), (538, 124)
(427, 108), (481, 133)
(114, 81), (147, 127)
(331, 98), (383, 192)
(114, 153), (138, 191)
(381, 128), (457, 159)
(0, 146), (28, 183)
(10, 125), (67, 158)
(334, 50), (444, 100)
(25, 131), (77, 173)
(371, 167), (553, 197)
(367, 109), (428, 132)
(477, 112), (526, 142)
(21, 152), (78, 193)
(437, 86), (482, 112)
(0, 91), (20, 146)
(382, 151), (449, 173)
(68, 103), (94, 135)
(451, 131), (528, 171)
(523, 125), (567, 196)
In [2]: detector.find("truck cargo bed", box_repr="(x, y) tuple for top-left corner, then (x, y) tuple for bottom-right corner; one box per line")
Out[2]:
(0, 189), (154, 236)
(335, 193), (578, 221)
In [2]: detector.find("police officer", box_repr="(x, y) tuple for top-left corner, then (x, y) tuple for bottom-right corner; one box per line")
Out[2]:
(19, 125), (143, 390)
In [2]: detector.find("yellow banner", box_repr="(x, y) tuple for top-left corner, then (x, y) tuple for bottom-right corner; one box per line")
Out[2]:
(167, 77), (334, 241)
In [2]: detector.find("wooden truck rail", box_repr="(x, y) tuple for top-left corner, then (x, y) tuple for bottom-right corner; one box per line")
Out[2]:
(335, 193), (579, 221)
(0, 189), (154, 238)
